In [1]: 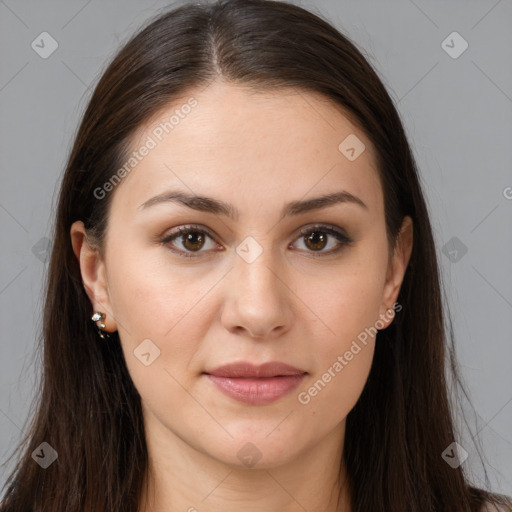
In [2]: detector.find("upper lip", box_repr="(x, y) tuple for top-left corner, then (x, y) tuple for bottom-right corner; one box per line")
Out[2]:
(204, 362), (307, 378)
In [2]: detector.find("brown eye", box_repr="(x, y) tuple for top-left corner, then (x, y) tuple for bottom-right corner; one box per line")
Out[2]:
(160, 226), (218, 258)
(293, 225), (353, 256)
(161, 223), (352, 259)
(303, 231), (328, 251)
(181, 231), (206, 251)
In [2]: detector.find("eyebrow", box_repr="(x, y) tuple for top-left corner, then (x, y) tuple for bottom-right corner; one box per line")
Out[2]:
(138, 190), (368, 220)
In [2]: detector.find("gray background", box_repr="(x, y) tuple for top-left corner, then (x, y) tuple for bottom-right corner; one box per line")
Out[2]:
(1, 0), (511, 495)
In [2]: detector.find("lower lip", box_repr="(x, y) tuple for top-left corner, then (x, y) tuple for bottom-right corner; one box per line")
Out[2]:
(205, 374), (306, 405)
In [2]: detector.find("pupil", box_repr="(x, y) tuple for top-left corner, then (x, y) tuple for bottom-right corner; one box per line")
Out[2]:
(184, 232), (204, 251)
(306, 232), (326, 250)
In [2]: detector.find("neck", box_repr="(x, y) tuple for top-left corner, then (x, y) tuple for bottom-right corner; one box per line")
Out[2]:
(138, 417), (352, 512)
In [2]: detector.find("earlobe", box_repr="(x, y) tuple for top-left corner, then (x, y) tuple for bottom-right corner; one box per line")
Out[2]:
(378, 216), (414, 328)
(70, 221), (118, 333)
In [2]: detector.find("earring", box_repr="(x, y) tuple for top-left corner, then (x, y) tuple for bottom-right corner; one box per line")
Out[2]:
(91, 311), (111, 339)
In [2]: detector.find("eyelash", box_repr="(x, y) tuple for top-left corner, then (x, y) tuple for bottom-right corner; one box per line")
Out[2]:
(159, 223), (353, 259)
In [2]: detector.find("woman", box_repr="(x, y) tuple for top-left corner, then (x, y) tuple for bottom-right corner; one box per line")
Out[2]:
(1, 0), (510, 510)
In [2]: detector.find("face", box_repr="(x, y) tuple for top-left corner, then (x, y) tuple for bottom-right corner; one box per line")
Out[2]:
(72, 81), (412, 470)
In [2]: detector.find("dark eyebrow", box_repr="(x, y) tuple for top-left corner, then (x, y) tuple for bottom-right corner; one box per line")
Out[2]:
(138, 190), (368, 220)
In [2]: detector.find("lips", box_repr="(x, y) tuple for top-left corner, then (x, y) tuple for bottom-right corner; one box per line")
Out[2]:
(204, 361), (306, 378)
(203, 361), (307, 405)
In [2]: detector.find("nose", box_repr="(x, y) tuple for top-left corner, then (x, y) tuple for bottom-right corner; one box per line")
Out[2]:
(220, 242), (294, 340)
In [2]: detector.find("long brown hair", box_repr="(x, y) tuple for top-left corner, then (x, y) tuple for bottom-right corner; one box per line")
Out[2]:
(1, 1), (509, 510)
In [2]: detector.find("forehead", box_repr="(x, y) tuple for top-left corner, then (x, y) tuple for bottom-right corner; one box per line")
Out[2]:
(110, 81), (383, 217)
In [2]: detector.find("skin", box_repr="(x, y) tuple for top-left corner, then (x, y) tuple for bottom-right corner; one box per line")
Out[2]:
(71, 80), (413, 512)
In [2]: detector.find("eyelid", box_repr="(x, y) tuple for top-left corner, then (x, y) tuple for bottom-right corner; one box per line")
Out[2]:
(296, 223), (350, 241)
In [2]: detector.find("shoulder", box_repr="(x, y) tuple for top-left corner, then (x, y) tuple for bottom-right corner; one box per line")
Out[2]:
(479, 493), (512, 512)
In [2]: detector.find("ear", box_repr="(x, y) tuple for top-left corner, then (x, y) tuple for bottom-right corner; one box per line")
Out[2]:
(377, 215), (413, 329)
(70, 221), (118, 333)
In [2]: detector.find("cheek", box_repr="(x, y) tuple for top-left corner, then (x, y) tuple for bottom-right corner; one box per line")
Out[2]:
(104, 245), (214, 386)
(308, 277), (381, 388)
(297, 245), (386, 408)
(307, 251), (387, 349)
(298, 341), (375, 434)
(296, 273), (382, 424)
(106, 240), (210, 337)
(106, 256), (208, 414)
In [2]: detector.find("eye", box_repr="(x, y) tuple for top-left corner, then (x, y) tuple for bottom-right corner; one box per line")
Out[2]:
(292, 224), (353, 256)
(160, 224), (219, 258)
(160, 223), (353, 258)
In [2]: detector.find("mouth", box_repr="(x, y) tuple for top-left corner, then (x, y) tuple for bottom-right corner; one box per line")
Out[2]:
(203, 361), (307, 405)
(204, 361), (306, 378)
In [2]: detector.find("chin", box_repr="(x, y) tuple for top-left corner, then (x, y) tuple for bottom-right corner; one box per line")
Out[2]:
(203, 434), (304, 471)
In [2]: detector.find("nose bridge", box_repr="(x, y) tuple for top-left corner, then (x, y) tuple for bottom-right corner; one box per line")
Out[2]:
(218, 223), (297, 340)
(233, 234), (282, 296)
